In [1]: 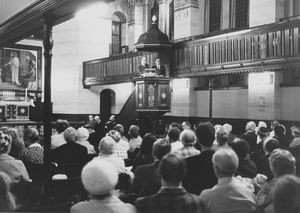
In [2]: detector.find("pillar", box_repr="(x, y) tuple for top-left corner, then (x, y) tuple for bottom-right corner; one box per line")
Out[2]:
(43, 18), (53, 165)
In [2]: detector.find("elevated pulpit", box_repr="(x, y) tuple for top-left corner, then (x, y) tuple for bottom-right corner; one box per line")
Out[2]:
(134, 76), (171, 135)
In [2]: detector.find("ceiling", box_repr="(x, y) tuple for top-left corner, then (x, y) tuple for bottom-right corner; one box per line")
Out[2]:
(0, 0), (36, 25)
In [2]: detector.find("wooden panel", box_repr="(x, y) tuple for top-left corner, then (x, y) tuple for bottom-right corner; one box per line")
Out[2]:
(233, 39), (238, 61)
(293, 27), (299, 55)
(268, 32), (274, 57)
(204, 43), (209, 65)
(216, 42), (220, 63)
(284, 29), (290, 56)
(246, 36), (252, 60)
(259, 33), (267, 59)
(227, 40), (232, 62)
(240, 37), (245, 60)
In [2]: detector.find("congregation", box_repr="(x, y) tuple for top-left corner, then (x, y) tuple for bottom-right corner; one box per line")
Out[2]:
(0, 116), (300, 213)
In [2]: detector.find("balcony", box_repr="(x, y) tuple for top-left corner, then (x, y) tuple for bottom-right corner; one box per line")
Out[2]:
(83, 17), (300, 87)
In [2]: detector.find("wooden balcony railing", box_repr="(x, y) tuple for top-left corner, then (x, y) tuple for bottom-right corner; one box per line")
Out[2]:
(83, 52), (158, 87)
(173, 17), (300, 76)
(83, 17), (300, 87)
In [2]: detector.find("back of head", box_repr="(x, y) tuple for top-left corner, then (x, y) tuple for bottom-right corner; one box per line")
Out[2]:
(246, 121), (256, 132)
(263, 138), (279, 154)
(167, 127), (180, 143)
(231, 139), (250, 159)
(113, 124), (125, 136)
(212, 148), (239, 177)
(129, 125), (140, 138)
(63, 127), (78, 144)
(55, 119), (69, 133)
(274, 124), (286, 137)
(169, 122), (182, 132)
(215, 126), (229, 146)
(139, 133), (156, 155)
(257, 127), (269, 138)
(269, 149), (296, 177)
(0, 132), (11, 154)
(159, 153), (186, 184)
(81, 159), (118, 196)
(152, 138), (171, 160)
(99, 136), (116, 155)
(180, 129), (196, 146)
(291, 126), (300, 138)
(106, 130), (121, 142)
(195, 122), (215, 147)
(23, 128), (39, 146)
(0, 171), (16, 211)
(182, 121), (191, 130)
(77, 127), (89, 141)
(223, 123), (232, 133)
(273, 175), (300, 213)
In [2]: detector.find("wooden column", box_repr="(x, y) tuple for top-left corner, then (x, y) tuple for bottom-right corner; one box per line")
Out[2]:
(208, 76), (214, 122)
(43, 19), (53, 165)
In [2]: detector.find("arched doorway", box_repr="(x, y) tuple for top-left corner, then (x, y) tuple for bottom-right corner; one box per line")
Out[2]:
(100, 89), (116, 121)
(111, 12), (127, 55)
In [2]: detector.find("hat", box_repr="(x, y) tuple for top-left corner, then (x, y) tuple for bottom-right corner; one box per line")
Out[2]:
(0, 131), (10, 153)
(257, 127), (269, 137)
(81, 159), (118, 196)
(291, 126), (300, 137)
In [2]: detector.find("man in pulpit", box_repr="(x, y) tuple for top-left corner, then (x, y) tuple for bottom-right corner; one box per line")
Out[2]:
(152, 58), (166, 77)
(137, 56), (149, 76)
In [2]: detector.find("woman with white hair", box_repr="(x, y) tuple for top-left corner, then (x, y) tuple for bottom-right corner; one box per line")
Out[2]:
(76, 127), (95, 154)
(70, 159), (136, 213)
(175, 129), (200, 158)
(240, 121), (257, 154)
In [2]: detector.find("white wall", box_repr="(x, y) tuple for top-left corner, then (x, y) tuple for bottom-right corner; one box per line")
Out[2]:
(280, 87), (300, 121)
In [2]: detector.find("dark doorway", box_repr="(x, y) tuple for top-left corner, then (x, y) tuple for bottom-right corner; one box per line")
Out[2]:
(100, 89), (115, 122)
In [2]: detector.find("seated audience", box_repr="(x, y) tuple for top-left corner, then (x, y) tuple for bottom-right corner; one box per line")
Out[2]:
(257, 149), (296, 213)
(132, 133), (156, 173)
(19, 128), (44, 164)
(175, 130), (200, 158)
(76, 127), (96, 154)
(51, 119), (69, 150)
(0, 172), (16, 212)
(199, 148), (257, 213)
(213, 126), (229, 150)
(135, 153), (200, 213)
(231, 138), (257, 178)
(289, 125), (300, 176)
(51, 127), (88, 176)
(114, 124), (129, 142)
(223, 123), (237, 146)
(240, 121), (257, 155)
(6, 128), (25, 159)
(107, 130), (129, 160)
(97, 136), (126, 173)
(272, 175), (300, 213)
(274, 124), (289, 149)
(183, 122), (217, 195)
(257, 138), (279, 180)
(0, 131), (29, 183)
(130, 138), (171, 198)
(167, 127), (183, 152)
(70, 159), (136, 213)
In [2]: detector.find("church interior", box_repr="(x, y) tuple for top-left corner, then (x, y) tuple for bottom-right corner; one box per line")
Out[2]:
(0, 0), (300, 212)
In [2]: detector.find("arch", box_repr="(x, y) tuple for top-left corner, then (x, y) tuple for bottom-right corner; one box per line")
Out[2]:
(111, 11), (128, 55)
(100, 89), (116, 121)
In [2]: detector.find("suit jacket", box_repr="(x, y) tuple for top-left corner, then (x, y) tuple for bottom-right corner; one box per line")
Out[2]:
(93, 121), (107, 141)
(130, 160), (161, 197)
(135, 187), (201, 213)
(152, 65), (166, 77)
(183, 149), (217, 195)
(71, 195), (136, 213)
(240, 131), (257, 153)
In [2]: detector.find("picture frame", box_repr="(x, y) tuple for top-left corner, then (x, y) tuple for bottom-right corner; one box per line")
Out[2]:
(0, 44), (42, 91)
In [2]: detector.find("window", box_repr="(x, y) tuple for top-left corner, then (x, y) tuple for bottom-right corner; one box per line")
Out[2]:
(209, 0), (222, 32)
(235, 0), (249, 29)
(111, 12), (127, 55)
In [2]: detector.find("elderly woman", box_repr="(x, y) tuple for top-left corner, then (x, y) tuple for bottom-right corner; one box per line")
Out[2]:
(0, 131), (29, 183)
(51, 119), (69, 150)
(97, 136), (126, 173)
(107, 130), (128, 160)
(128, 125), (142, 152)
(175, 129), (200, 159)
(5, 128), (25, 159)
(70, 159), (136, 213)
(213, 126), (229, 150)
(257, 149), (296, 213)
(76, 127), (96, 154)
(19, 128), (43, 165)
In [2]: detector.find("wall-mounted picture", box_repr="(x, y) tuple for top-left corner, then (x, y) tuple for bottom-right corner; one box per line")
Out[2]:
(0, 44), (42, 91)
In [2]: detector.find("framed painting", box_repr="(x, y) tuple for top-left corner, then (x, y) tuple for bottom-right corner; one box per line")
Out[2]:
(0, 44), (42, 91)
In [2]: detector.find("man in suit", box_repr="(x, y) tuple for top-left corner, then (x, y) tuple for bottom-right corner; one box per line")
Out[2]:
(137, 56), (149, 76)
(130, 138), (171, 198)
(135, 153), (201, 213)
(240, 121), (257, 155)
(93, 115), (106, 142)
(51, 127), (88, 177)
(152, 58), (166, 77)
(183, 122), (217, 195)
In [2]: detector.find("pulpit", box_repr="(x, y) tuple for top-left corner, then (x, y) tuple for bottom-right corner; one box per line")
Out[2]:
(134, 76), (171, 135)
(135, 76), (171, 112)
